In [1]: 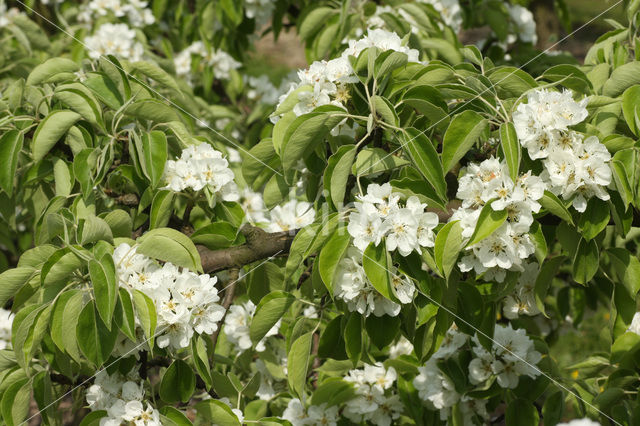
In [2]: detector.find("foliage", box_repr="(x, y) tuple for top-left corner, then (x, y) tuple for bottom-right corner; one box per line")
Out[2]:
(0, 0), (639, 425)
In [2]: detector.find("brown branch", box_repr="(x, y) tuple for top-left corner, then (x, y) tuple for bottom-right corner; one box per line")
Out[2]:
(198, 225), (297, 274)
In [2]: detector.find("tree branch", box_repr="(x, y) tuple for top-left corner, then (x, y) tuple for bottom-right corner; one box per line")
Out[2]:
(198, 225), (297, 274)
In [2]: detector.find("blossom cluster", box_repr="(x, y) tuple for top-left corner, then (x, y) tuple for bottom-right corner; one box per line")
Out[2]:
(452, 157), (545, 281)
(79, 0), (155, 28)
(415, 325), (540, 420)
(113, 243), (226, 350)
(335, 248), (414, 317)
(163, 143), (236, 194)
(413, 327), (485, 421)
(84, 23), (144, 62)
(506, 4), (537, 44)
(282, 398), (340, 426)
(0, 308), (13, 350)
(174, 42), (240, 83)
(85, 369), (160, 426)
(468, 324), (542, 389)
(224, 300), (281, 352)
(348, 183), (439, 256)
(343, 363), (404, 426)
(514, 89), (611, 212)
(273, 29), (419, 122)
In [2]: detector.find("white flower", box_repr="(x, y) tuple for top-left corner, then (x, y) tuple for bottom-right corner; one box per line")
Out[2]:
(419, 0), (463, 32)
(381, 208), (419, 256)
(348, 211), (383, 252)
(413, 359), (460, 410)
(558, 419), (601, 426)
(513, 89), (588, 160)
(507, 4), (537, 44)
(224, 301), (280, 352)
(84, 23), (144, 62)
(627, 312), (640, 335)
(266, 199), (316, 232)
(433, 326), (467, 359)
(389, 336), (413, 358)
(282, 398), (308, 426)
(163, 143), (235, 195)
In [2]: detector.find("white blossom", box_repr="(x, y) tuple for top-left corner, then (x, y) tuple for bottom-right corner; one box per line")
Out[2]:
(266, 199), (316, 232)
(224, 300), (280, 352)
(163, 143), (235, 195)
(344, 364), (403, 426)
(113, 243), (225, 350)
(84, 23), (144, 61)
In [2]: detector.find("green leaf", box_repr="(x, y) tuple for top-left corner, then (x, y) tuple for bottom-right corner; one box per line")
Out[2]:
(160, 407), (193, 426)
(403, 85), (449, 130)
(0, 379), (30, 426)
(287, 331), (314, 398)
(434, 221), (463, 279)
(402, 127), (447, 201)
(89, 255), (118, 328)
(362, 241), (395, 301)
(53, 86), (102, 127)
(603, 62), (640, 97)
(542, 390), (564, 426)
(352, 147), (409, 177)
(442, 110), (488, 172)
(250, 291), (295, 344)
(500, 122), (520, 179)
(0, 130), (23, 195)
(53, 158), (73, 197)
(81, 215), (114, 245)
(131, 61), (181, 93)
(104, 210), (133, 238)
(607, 248), (640, 296)
(0, 268), (35, 307)
(117, 288), (137, 341)
(572, 238), (599, 285)
(344, 314), (363, 367)
(506, 398), (539, 426)
(466, 200), (508, 247)
(578, 198), (610, 240)
(366, 314), (400, 349)
(51, 290), (84, 361)
(160, 360), (196, 403)
(76, 300), (119, 366)
(281, 106), (345, 170)
(78, 411), (107, 426)
(190, 222), (238, 250)
(534, 256), (566, 316)
(622, 85), (640, 136)
(27, 57), (79, 86)
(149, 190), (174, 229)
(372, 95), (399, 126)
(324, 145), (356, 209)
(299, 7), (336, 41)
(132, 289), (157, 350)
(84, 73), (123, 110)
(317, 229), (351, 294)
(124, 99), (180, 123)
(311, 378), (355, 407)
(140, 131), (168, 188)
(195, 400), (241, 426)
(137, 228), (202, 272)
(31, 110), (81, 162)
(540, 191), (574, 225)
